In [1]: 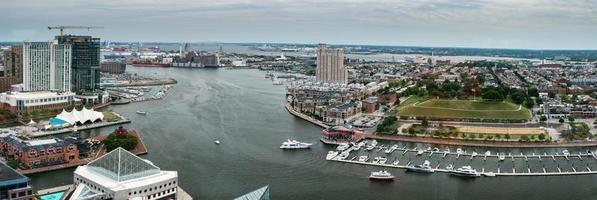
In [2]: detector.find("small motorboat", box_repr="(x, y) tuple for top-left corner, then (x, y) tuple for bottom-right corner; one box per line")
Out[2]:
(136, 110), (147, 115)
(358, 155), (369, 162)
(456, 148), (463, 154)
(417, 149), (425, 156)
(498, 153), (506, 161)
(369, 170), (395, 181)
(562, 149), (570, 156)
(405, 160), (435, 173)
(326, 151), (339, 160)
(450, 166), (481, 177)
(483, 172), (496, 177)
(214, 140), (221, 145)
(485, 151), (492, 156)
(336, 143), (350, 151)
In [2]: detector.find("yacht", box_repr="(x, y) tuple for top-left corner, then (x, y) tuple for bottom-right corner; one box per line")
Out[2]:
(358, 155), (369, 162)
(326, 151), (338, 160)
(136, 110), (147, 115)
(405, 160), (435, 173)
(369, 170), (395, 181)
(498, 153), (506, 161)
(336, 143), (350, 151)
(450, 166), (481, 177)
(280, 139), (312, 149)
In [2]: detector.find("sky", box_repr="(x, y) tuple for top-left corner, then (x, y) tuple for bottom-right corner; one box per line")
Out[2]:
(2, 0), (597, 50)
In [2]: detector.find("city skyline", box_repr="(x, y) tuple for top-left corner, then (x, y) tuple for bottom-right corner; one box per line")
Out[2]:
(2, 0), (597, 50)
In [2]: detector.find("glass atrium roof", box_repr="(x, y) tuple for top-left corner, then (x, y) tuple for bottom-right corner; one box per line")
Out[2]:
(87, 147), (160, 182)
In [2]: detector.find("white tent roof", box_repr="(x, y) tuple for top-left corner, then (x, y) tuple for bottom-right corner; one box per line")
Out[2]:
(55, 107), (104, 125)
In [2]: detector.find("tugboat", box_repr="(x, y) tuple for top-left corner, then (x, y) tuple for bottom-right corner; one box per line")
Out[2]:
(450, 166), (481, 177)
(405, 160), (435, 173)
(280, 139), (312, 149)
(369, 170), (395, 181)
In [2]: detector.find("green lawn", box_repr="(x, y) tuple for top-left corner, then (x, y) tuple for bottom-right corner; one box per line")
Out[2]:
(398, 98), (531, 120)
(103, 112), (121, 122)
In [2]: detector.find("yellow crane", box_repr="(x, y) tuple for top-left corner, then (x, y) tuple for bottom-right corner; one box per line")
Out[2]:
(47, 26), (104, 36)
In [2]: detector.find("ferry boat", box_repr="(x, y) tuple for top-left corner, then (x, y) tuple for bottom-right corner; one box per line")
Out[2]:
(405, 160), (435, 173)
(136, 110), (147, 115)
(326, 151), (338, 160)
(369, 170), (395, 181)
(280, 139), (312, 149)
(498, 153), (506, 161)
(336, 143), (350, 151)
(450, 166), (481, 177)
(358, 155), (369, 162)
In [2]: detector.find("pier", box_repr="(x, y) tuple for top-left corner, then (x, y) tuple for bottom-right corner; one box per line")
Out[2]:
(327, 140), (597, 177)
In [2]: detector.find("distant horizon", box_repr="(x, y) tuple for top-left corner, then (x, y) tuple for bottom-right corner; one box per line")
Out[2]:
(2, 40), (597, 52)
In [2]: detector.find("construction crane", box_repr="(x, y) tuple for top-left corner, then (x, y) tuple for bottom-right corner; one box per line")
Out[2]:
(47, 26), (104, 37)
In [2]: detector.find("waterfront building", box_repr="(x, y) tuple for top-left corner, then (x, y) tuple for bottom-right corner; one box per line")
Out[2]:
(234, 185), (270, 200)
(173, 51), (220, 68)
(22, 41), (72, 92)
(321, 126), (354, 144)
(100, 62), (126, 74)
(0, 45), (23, 93)
(51, 107), (104, 127)
(72, 147), (180, 200)
(316, 43), (347, 84)
(362, 97), (378, 113)
(0, 161), (34, 200)
(0, 135), (80, 170)
(55, 35), (102, 104)
(0, 91), (76, 114)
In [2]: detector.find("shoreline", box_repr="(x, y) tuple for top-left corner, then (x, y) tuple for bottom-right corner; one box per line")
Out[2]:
(283, 103), (597, 148)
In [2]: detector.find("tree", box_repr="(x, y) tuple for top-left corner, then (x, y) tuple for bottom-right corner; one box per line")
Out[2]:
(408, 127), (416, 135)
(511, 90), (527, 105)
(525, 99), (535, 108)
(538, 133), (546, 141)
(104, 133), (138, 152)
(559, 117), (565, 123)
(504, 134), (511, 140)
(6, 159), (19, 169)
(527, 87), (539, 97)
(482, 88), (503, 101)
(540, 116), (547, 123)
(548, 92), (556, 98)
(568, 116), (575, 122)
(421, 116), (429, 127)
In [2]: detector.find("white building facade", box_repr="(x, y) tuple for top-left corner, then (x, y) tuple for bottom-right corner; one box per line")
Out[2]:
(22, 40), (72, 92)
(316, 43), (347, 84)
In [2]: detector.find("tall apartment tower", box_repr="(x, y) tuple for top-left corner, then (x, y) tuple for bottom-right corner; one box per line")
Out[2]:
(55, 35), (101, 95)
(316, 43), (347, 84)
(0, 45), (24, 92)
(22, 41), (72, 92)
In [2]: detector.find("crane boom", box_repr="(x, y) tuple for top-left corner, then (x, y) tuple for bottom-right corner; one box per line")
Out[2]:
(47, 26), (104, 36)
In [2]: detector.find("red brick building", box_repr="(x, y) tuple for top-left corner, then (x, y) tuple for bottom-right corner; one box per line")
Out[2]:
(0, 135), (80, 169)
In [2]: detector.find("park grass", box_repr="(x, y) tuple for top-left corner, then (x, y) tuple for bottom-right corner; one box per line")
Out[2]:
(398, 98), (532, 120)
(102, 112), (121, 122)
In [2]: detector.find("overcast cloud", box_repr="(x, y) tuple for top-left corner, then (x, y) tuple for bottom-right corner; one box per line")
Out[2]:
(2, 0), (597, 49)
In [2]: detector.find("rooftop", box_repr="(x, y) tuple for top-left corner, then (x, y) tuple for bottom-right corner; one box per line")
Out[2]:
(0, 161), (28, 186)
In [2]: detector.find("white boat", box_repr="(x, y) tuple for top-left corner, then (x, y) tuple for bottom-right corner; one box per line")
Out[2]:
(445, 164), (454, 170)
(405, 160), (435, 173)
(384, 144), (399, 154)
(280, 139), (312, 149)
(450, 166), (480, 177)
(378, 157), (388, 164)
(338, 151), (350, 160)
(562, 149), (570, 156)
(392, 160), (400, 166)
(214, 140), (220, 145)
(432, 147), (440, 152)
(471, 152), (478, 157)
(358, 156), (369, 162)
(417, 149), (425, 156)
(136, 110), (147, 115)
(444, 148), (450, 154)
(369, 170), (395, 181)
(485, 151), (492, 156)
(336, 143), (350, 151)
(483, 172), (496, 177)
(326, 151), (339, 160)
(499, 153), (506, 161)
(456, 148), (463, 154)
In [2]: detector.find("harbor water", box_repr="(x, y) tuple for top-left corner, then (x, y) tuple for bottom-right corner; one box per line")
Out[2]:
(29, 67), (597, 200)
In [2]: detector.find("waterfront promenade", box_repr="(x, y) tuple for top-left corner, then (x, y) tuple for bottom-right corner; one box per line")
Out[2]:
(17, 129), (148, 175)
(284, 103), (330, 129)
(27, 112), (131, 138)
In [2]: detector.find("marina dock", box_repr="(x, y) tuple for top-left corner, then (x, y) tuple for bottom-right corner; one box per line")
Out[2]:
(327, 140), (597, 177)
